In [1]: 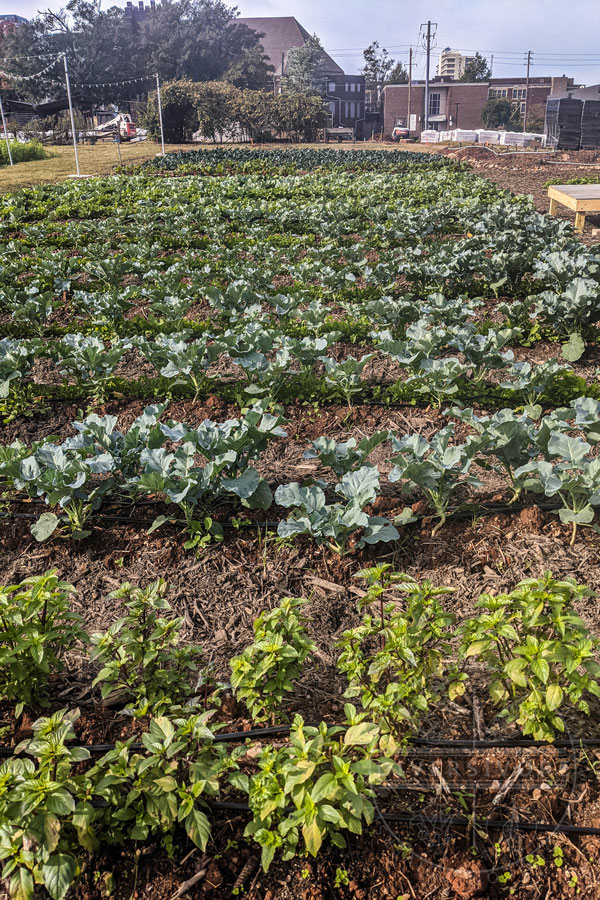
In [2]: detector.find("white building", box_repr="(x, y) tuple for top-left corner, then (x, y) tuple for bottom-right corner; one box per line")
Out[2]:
(436, 49), (477, 80)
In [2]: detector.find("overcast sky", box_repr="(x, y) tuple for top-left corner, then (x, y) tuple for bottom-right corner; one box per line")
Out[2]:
(2, 0), (599, 84)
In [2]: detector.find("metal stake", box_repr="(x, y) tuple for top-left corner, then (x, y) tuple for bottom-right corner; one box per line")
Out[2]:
(155, 72), (165, 155)
(0, 96), (13, 166)
(63, 53), (80, 176)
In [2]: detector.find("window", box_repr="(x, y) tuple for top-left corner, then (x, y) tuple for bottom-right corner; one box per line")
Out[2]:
(328, 82), (336, 93)
(513, 88), (526, 99)
(344, 102), (349, 118)
(351, 102), (357, 117)
(488, 88), (496, 98)
(428, 92), (441, 116)
(345, 82), (350, 92)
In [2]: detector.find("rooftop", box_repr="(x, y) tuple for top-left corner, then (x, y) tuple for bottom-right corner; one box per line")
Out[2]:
(236, 16), (344, 76)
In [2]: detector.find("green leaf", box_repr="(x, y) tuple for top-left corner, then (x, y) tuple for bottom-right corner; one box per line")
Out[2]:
(42, 854), (77, 900)
(310, 772), (337, 803)
(302, 818), (323, 857)
(185, 808), (211, 851)
(531, 658), (550, 685)
(505, 657), (528, 688)
(344, 722), (379, 746)
(31, 512), (59, 542)
(561, 333), (585, 362)
(546, 683), (564, 711)
(11, 868), (34, 900)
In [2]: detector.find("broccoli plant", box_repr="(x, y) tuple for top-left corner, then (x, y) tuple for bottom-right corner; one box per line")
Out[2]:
(320, 354), (374, 406)
(388, 424), (480, 534)
(51, 334), (129, 405)
(230, 597), (315, 723)
(275, 467), (413, 554)
(515, 433), (600, 544)
(303, 431), (389, 476)
(459, 573), (600, 741)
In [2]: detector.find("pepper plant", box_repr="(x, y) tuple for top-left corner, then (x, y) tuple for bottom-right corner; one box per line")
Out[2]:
(459, 573), (600, 741)
(230, 597), (315, 723)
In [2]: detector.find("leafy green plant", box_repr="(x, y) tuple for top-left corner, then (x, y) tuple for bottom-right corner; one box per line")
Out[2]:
(90, 579), (206, 717)
(337, 567), (461, 741)
(89, 711), (243, 849)
(303, 432), (389, 476)
(459, 573), (600, 741)
(0, 571), (87, 715)
(276, 467), (412, 554)
(244, 710), (397, 871)
(0, 709), (92, 900)
(515, 433), (600, 544)
(388, 425), (480, 534)
(320, 354), (374, 406)
(230, 597), (315, 723)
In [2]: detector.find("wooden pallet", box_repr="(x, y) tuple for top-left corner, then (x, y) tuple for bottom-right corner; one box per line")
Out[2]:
(547, 184), (600, 232)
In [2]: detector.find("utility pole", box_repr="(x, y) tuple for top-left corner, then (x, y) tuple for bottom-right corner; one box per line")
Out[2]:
(421, 21), (436, 132)
(407, 47), (412, 133)
(490, 54), (494, 76)
(63, 53), (80, 177)
(523, 50), (532, 131)
(424, 21), (432, 131)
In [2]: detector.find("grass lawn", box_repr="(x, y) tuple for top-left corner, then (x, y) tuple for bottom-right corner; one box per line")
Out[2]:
(0, 141), (190, 192)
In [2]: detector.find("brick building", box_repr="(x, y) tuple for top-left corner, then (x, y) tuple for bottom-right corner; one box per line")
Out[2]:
(238, 16), (366, 135)
(489, 76), (573, 119)
(383, 75), (574, 137)
(383, 81), (490, 136)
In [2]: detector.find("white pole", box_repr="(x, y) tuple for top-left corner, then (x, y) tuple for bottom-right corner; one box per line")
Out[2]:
(0, 96), (13, 166)
(63, 53), (80, 176)
(155, 72), (165, 155)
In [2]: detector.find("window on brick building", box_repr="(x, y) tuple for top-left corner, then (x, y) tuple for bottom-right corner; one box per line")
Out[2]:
(428, 92), (441, 116)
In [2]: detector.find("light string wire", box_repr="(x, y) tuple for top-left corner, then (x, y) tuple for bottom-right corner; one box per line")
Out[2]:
(0, 56), (62, 81)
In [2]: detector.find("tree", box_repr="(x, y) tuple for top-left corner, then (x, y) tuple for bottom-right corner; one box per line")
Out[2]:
(283, 34), (327, 94)
(481, 97), (518, 129)
(224, 43), (274, 90)
(388, 61), (409, 84)
(526, 103), (546, 133)
(361, 41), (395, 96)
(0, 0), (271, 105)
(459, 52), (491, 82)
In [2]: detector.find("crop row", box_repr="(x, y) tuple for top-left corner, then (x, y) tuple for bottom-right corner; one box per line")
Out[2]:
(3, 397), (600, 547)
(1, 568), (599, 899)
(125, 146), (463, 175)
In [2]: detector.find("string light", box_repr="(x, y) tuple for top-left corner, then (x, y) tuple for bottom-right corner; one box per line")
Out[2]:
(72, 73), (155, 87)
(0, 57), (61, 81)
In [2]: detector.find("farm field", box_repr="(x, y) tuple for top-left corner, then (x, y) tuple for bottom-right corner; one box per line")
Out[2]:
(3, 147), (600, 900)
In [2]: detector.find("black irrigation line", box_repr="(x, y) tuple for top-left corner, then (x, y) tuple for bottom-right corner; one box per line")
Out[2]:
(3, 720), (600, 758)
(206, 800), (600, 838)
(0, 498), (565, 533)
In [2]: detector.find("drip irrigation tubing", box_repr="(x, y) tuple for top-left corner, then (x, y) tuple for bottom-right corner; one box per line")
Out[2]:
(206, 800), (600, 837)
(0, 497), (564, 533)
(3, 722), (600, 758)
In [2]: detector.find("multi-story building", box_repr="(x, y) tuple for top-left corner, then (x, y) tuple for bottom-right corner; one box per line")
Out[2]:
(238, 16), (366, 136)
(122, 1), (158, 33)
(488, 76), (573, 119)
(436, 49), (476, 79)
(383, 80), (490, 136)
(384, 74), (574, 137)
(0, 14), (28, 36)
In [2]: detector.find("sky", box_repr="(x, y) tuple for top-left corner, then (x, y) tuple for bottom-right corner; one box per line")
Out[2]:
(2, 0), (600, 85)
